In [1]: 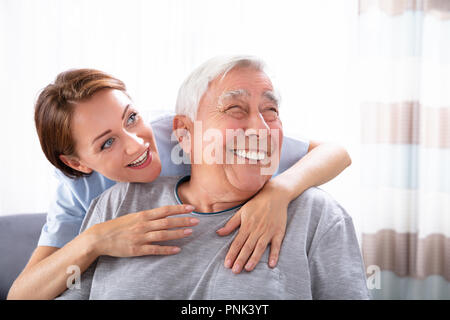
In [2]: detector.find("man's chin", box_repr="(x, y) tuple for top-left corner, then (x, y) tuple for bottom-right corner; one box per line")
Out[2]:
(227, 170), (269, 194)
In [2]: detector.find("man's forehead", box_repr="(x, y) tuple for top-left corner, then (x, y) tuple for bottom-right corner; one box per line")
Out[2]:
(200, 67), (278, 109)
(218, 88), (278, 103)
(214, 67), (271, 88)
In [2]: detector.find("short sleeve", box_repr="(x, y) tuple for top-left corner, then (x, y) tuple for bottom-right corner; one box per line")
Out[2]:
(308, 217), (371, 300)
(37, 179), (85, 248)
(151, 114), (191, 177)
(274, 136), (310, 176)
(38, 170), (115, 248)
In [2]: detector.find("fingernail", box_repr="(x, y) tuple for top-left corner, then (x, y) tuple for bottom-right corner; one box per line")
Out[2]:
(245, 262), (254, 271)
(172, 247), (181, 253)
(190, 218), (199, 224)
(224, 259), (232, 268)
(232, 264), (241, 274)
(269, 259), (277, 268)
(184, 228), (193, 235)
(185, 205), (195, 211)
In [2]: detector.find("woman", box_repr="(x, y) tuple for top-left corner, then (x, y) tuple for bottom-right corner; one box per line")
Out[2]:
(8, 68), (351, 299)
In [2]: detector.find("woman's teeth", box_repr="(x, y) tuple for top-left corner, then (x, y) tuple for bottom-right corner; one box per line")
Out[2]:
(128, 150), (148, 167)
(233, 149), (266, 161)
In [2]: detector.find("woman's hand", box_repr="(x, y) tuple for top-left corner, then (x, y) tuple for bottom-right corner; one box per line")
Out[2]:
(216, 181), (290, 274)
(85, 204), (199, 257)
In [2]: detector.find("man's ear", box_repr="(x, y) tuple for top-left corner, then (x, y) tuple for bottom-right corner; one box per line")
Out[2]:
(173, 115), (193, 154)
(59, 154), (93, 174)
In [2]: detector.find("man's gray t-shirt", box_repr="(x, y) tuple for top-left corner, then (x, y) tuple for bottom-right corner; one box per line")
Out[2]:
(57, 176), (370, 300)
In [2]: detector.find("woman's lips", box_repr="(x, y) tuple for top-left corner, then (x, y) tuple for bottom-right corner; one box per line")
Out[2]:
(127, 148), (152, 170)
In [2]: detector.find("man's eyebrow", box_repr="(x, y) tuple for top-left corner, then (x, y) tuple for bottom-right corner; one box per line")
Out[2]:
(92, 129), (112, 145)
(121, 104), (131, 120)
(218, 89), (250, 105)
(262, 90), (280, 105)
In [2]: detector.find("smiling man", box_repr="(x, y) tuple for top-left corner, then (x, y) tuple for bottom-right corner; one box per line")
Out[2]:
(56, 55), (370, 300)
(173, 61), (284, 212)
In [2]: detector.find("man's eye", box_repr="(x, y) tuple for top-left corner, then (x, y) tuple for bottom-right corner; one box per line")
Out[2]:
(101, 137), (114, 150)
(262, 108), (279, 121)
(225, 106), (246, 116)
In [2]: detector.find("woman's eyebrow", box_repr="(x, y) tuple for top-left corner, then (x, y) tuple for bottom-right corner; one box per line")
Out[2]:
(121, 104), (131, 120)
(92, 129), (112, 145)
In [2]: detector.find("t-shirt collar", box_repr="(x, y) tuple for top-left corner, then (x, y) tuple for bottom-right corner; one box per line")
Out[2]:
(174, 175), (246, 215)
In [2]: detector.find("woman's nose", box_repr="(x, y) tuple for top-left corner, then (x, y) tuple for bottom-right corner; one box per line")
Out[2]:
(123, 132), (144, 155)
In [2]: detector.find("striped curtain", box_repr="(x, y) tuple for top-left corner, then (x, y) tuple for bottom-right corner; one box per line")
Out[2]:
(358, 0), (450, 299)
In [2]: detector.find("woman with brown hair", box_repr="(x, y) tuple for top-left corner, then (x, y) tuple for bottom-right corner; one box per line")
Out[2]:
(8, 68), (351, 299)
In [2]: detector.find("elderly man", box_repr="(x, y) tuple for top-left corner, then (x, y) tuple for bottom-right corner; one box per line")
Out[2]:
(57, 55), (370, 300)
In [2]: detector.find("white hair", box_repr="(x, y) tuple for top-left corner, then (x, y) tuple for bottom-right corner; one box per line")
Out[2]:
(175, 55), (272, 120)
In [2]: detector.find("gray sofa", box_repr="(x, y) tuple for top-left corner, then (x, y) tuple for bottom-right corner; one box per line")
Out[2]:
(0, 213), (46, 299)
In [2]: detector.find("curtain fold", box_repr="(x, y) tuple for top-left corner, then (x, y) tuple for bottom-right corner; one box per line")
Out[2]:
(358, 0), (450, 299)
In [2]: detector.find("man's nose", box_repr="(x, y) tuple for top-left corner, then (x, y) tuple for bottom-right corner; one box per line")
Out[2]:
(123, 131), (144, 155)
(246, 112), (270, 135)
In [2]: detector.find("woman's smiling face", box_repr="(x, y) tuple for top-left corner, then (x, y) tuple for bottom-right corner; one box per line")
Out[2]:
(61, 89), (161, 183)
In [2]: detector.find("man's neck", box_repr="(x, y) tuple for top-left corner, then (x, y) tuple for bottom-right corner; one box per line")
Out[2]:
(177, 173), (255, 213)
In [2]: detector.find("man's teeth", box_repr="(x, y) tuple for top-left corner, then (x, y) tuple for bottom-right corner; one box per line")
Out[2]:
(233, 150), (266, 161)
(128, 150), (148, 167)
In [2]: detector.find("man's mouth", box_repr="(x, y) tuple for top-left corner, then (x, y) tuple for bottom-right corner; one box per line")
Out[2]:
(127, 148), (150, 168)
(232, 149), (267, 161)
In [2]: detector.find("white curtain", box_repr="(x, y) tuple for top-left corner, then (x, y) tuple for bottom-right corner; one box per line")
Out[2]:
(358, 0), (450, 299)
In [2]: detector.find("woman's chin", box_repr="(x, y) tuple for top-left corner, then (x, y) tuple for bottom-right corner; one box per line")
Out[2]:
(139, 161), (162, 183)
(125, 158), (162, 183)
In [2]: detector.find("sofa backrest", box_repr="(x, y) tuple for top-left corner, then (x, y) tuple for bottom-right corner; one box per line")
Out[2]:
(0, 213), (46, 300)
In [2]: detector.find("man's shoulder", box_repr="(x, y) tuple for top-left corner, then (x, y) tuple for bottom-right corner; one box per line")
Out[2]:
(96, 176), (181, 204)
(127, 175), (182, 199)
(94, 180), (129, 202)
(82, 176), (182, 228)
(289, 187), (351, 228)
(83, 181), (131, 224)
(141, 175), (182, 189)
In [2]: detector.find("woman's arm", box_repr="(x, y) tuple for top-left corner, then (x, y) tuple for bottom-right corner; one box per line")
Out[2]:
(7, 205), (198, 300)
(7, 237), (97, 300)
(217, 141), (351, 273)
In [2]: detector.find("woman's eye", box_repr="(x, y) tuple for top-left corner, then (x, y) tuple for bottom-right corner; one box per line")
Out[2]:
(127, 112), (138, 125)
(101, 137), (114, 150)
